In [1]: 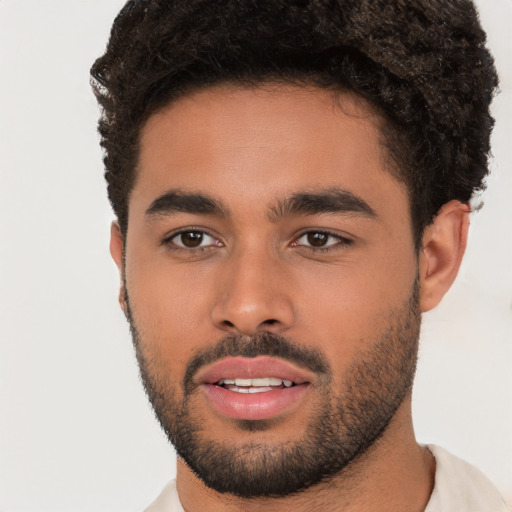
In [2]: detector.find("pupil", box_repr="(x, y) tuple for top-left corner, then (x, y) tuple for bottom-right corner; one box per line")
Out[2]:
(307, 232), (327, 247)
(182, 232), (203, 247)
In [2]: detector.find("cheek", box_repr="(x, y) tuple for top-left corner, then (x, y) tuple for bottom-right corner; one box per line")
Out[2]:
(295, 249), (417, 363)
(125, 254), (216, 368)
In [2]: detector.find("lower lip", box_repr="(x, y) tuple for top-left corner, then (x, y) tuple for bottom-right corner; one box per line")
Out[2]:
(201, 383), (309, 420)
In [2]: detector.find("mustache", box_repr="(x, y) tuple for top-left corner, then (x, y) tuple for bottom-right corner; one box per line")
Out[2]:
(183, 331), (331, 393)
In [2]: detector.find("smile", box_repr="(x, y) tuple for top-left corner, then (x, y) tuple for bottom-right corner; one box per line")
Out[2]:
(217, 377), (294, 393)
(197, 357), (312, 420)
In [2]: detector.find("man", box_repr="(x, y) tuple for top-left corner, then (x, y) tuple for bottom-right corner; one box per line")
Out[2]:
(90, 1), (508, 510)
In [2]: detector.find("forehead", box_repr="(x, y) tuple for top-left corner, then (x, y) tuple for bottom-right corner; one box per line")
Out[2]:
(131, 84), (408, 222)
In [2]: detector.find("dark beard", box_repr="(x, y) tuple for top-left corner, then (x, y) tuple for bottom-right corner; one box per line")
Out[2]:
(126, 283), (420, 498)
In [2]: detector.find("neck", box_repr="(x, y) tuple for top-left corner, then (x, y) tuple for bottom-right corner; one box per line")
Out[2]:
(176, 395), (435, 512)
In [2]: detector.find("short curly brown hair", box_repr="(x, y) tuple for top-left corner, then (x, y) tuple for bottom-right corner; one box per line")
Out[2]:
(91, 0), (498, 246)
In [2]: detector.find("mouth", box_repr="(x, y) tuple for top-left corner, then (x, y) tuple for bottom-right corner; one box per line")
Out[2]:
(216, 376), (295, 393)
(197, 356), (313, 421)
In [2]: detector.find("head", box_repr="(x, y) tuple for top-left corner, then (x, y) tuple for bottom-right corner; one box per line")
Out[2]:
(91, 0), (497, 499)
(92, 0), (497, 248)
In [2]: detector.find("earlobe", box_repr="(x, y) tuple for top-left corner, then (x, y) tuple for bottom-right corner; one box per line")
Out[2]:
(419, 200), (470, 312)
(109, 221), (128, 314)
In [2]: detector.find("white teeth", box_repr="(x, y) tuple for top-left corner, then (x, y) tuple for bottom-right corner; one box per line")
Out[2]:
(218, 377), (295, 387)
(232, 387), (250, 393)
(248, 386), (273, 393)
(225, 386), (274, 394)
(234, 378), (252, 386)
(251, 378), (270, 386)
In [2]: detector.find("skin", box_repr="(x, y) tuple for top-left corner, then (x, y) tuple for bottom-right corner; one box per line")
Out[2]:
(110, 84), (469, 511)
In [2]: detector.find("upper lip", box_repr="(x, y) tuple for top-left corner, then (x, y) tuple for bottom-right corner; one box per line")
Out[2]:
(196, 356), (314, 385)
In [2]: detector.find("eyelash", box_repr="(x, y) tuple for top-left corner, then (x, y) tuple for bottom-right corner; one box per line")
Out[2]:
(162, 229), (353, 253)
(291, 230), (353, 252)
(162, 228), (223, 253)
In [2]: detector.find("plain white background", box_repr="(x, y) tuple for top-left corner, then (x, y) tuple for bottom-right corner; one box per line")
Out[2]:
(0, 1), (510, 510)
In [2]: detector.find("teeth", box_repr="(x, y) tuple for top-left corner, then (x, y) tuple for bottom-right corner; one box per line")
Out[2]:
(231, 387), (249, 393)
(235, 378), (252, 386)
(248, 386), (273, 393)
(225, 386), (274, 394)
(217, 377), (295, 387)
(251, 378), (270, 386)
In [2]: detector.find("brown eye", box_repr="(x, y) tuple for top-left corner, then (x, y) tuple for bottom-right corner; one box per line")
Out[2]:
(170, 230), (220, 249)
(180, 231), (204, 247)
(293, 231), (351, 250)
(307, 232), (329, 247)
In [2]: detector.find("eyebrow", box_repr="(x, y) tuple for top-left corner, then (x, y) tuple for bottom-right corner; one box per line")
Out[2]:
(145, 190), (229, 218)
(268, 188), (377, 221)
(145, 187), (377, 222)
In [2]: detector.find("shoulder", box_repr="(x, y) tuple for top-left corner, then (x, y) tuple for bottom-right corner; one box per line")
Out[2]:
(425, 444), (510, 512)
(144, 479), (184, 512)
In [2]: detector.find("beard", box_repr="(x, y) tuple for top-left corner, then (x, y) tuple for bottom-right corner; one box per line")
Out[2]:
(125, 282), (421, 498)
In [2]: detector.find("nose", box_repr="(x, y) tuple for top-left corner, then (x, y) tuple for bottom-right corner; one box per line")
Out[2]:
(210, 250), (295, 335)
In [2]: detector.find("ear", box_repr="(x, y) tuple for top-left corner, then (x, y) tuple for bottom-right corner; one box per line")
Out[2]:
(419, 200), (470, 312)
(109, 221), (127, 314)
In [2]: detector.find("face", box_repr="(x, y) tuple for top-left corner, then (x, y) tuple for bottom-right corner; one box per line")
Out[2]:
(118, 84), (421, 497)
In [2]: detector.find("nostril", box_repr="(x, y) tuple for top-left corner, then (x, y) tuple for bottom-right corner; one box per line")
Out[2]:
(219, 318), (280, 334)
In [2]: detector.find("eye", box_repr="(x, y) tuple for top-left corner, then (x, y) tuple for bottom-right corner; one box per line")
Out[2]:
(167, 230), (222, 249)
(292, 231), (351, 249)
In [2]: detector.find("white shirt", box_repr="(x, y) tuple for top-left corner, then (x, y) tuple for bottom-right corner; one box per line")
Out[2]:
(424, 445), (509, 512)
(145, 445), (510, 512)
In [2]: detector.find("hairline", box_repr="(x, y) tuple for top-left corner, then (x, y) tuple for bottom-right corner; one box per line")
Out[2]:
(123, 79), (419, 247)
